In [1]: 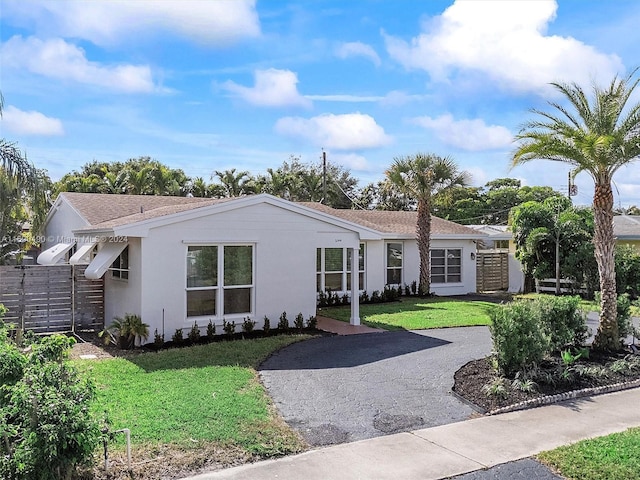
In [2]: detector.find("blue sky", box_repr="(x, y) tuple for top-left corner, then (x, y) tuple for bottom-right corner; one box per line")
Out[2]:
(2, 0), (640, 207)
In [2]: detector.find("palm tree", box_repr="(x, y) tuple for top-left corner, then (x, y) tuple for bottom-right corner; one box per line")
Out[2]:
(213, 168), (252, 197)
(386, 154), (471, 296)
(512, 69), (640, 351)
(0, 94), (50, 262)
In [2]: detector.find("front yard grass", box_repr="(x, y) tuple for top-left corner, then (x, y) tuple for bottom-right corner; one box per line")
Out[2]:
(319, 296), (496, 330)
(539, 427), (640, 480)
(75, 335), (311, 458)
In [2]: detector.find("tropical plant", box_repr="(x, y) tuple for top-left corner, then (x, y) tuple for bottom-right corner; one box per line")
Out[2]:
(386, 154), (471, 295)
(512, 69), (640, 351)
(0, 94), (51, 264)
(100, 313), (150, 349)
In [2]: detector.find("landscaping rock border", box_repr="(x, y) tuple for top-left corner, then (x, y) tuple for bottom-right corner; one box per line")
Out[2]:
(484, 378), (640, 415)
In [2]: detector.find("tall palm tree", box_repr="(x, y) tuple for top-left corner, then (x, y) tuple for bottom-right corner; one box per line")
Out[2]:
(512, 69), (640, 351)
(386, 154), (471, 296)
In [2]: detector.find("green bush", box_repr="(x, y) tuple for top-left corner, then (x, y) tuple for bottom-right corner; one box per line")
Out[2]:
(294, 313), (304, 330)
(277, 312), (289, 331)
(306, 315), (317, 329)
(616, 293), (633, 341)
(262, 316), (271, 335)
(616, 245), (640, 299)
(206, 320), (216, 340)
(188, 322), (201, 343)
(223, 319), (236, 336)
(242, 317), (256, 333)
(534, 295), (588, 352)
(489, 300), (550, 376)
(172, 328), (184, 345)
(0, 342), (26, 386)
(0, 334), (100, 480)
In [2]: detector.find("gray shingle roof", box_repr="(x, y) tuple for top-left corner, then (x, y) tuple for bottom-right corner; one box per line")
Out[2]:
(58, 192), (481, 237)
(614, 215), (640, 238)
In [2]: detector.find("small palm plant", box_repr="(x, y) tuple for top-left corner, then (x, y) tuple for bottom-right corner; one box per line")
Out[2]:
(100, 313), (150, 349)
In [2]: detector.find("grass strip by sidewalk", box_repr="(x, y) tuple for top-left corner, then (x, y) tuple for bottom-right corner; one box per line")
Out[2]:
(319, 296), (496, 330)
(75, 335), (311, 457)
(538, 427), (640, 480)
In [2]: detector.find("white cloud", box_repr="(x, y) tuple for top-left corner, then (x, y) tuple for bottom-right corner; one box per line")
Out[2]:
(384, 0), (623, 94)
(1, 36), (161, 93)
(222, 69), (312, 108)
(274, 113), (392, 150)
(411, 114), (513, 151)
(1, 105), (64, 136)
(331, 153), (370, 171)
(335, 41), (381, 66)
(2, 0), (260, 46)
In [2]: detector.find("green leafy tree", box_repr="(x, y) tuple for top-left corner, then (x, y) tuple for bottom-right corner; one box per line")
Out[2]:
(386, 153), (471, 295)
(0, 95), (51, 263)
(512, 69), (640, 351)
(431, 178), (562, 224)
(511, 198), (597, 296)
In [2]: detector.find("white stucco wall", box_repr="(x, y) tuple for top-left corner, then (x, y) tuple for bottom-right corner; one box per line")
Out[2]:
(508, 252), (525, 293)
(363, 238), (478, 296)
(104, 237), (142, 326)
(135, 203), (359, 337)
(42, 199), (89, 251)
(428, 239), (478, 296)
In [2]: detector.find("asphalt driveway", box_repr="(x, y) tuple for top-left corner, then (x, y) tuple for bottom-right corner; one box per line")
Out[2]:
(259, 326), (492, 446)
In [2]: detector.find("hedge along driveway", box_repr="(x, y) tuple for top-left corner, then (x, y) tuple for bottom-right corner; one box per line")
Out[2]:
(259, 326), (493, 446)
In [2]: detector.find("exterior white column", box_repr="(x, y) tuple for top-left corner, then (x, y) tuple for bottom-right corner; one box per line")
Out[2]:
(350, 246), (360, 325)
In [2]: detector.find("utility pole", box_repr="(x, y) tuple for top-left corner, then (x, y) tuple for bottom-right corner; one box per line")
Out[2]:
(322, 150), (327, 204)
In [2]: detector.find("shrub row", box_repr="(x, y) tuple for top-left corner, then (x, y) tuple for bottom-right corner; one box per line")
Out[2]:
(153, 312), (317, 350)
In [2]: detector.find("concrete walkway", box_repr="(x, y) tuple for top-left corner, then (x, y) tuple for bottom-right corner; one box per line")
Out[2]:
(182, 387), (640, 480)
(316, 315), (384, 335)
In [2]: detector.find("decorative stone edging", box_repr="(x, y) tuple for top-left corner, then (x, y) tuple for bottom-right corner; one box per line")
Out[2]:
(485, 378), (640, 416)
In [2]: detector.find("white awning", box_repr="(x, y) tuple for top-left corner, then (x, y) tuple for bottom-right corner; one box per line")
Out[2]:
(37, 242), (75, 265)
(85, 242), (128, 279)
(69, 242), (97, 265)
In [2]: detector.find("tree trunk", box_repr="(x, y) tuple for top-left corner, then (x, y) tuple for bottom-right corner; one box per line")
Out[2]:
(591, 180), (619, 351)
(417, 197), (431, 296)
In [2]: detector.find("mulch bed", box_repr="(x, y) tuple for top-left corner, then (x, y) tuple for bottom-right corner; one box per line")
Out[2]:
(453, 350), (640, 413)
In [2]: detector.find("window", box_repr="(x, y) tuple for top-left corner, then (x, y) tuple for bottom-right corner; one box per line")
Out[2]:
(316, 244), (365, 292)
(495, 240), (509, 250)
(186, 245), (253, 318)
(386, 243), (403, 285)
(110, 246), (129, 280)
(430, 248), (461, 283)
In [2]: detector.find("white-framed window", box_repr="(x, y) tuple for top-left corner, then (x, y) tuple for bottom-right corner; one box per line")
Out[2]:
(316, 244), (365, 292)
(186, 244), (253, 318)
(110, 246), (129, 280)
(430, 248), (462, 283)
(386, 242), (403, 285)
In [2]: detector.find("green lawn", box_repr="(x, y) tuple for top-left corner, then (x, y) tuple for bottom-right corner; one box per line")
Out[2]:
(539, 427), (640, 480)
(75, 335), (311, 457)
(319, 296), (497, 330)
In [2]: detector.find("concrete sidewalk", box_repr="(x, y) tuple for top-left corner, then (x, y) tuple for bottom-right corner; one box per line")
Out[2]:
(182, 387), (640, 480)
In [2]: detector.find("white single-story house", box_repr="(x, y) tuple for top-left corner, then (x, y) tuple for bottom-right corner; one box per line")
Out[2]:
(38, 192), (485, 336)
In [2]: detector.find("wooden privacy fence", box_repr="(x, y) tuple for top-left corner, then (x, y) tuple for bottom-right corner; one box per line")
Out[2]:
(476, 250), (509, 292)
(0, 265), (104, 334)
